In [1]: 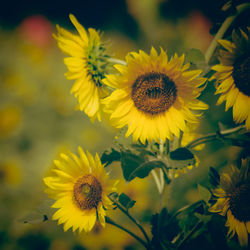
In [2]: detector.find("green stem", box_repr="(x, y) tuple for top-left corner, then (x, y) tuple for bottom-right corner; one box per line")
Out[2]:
(165, 139), (170, 154)
(111, 198), (151, 246)
(205, 3), (250, 63)
(106, 217), (148, 248)
(186, 125), (245, 149)
(178, 131), (183, 148)
(108, 57), (127, 65)
(178, 221), (203, 248)
(151, 169), (163, 193)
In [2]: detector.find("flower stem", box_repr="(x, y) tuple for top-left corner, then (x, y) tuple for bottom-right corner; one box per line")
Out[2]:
(151, 169), (163, 193)
(110, 198), (151, 246)
(108, 57), (127, 65)
(186, 125), (245, 149)
(177, 221), (203, 248)
(105, 216), (148, 248)
(205, 3), (250, 63)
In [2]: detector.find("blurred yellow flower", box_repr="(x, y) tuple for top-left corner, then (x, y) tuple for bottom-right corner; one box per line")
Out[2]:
(103, 47), (208, 143)
(209, 159), (250, 246)
(79, 223), (135, 250)
(0, 106), (22, 138)
(44, 147), (118, 233)
(0, 161), (21, 185)
(54, 14), (110, 121)
(211, 29), (250, 129)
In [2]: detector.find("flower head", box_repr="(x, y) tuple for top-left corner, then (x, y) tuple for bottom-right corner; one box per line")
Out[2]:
(102, 48), (208, 143)
(209, 158), (250, 246)
(44, 147), (118, 233)
(54, 14), (111, 121)
(211, 29), (250, 129)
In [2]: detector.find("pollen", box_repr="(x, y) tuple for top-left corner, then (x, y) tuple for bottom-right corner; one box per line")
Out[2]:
(73, 174), (103, 210)
(131, 72), (177, 115)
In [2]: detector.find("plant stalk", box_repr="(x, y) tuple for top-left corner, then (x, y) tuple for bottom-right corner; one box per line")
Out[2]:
(106, 216), (148, 248)
(186, 125), (245, 149)
(110, 198), (151, 246)
(205, 3), (250, 63)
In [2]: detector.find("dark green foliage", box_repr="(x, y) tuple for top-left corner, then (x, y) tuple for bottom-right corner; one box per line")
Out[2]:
(101, 147), (121, 167)
(209, 167), (220, 187)
(151, 208), (179, 250)
(118, 193), (136, 210)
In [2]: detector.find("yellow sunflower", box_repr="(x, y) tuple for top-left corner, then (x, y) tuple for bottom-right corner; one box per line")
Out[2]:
(54, 14), (110, 121)
(211, 29), (250, 129)
(0, 161), (21, 185)
(209, 159), (250, 246)
(102, 47), (208, 143)
(43, 147), (118, 233)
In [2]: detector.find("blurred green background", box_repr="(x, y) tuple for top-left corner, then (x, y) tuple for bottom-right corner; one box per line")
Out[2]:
(0, 0), (247, 249)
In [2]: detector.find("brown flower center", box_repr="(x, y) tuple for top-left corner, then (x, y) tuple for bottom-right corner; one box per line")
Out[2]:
(232, 54), (250, 96)
(229, 181), (250, 222)
(131, 72), (177, 115)
(73, 174), (102, 210)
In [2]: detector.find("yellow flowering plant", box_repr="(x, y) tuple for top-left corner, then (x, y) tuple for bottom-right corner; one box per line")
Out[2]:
(16, 2), (250, 250)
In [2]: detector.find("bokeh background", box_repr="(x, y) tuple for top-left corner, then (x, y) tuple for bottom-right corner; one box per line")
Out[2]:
(0, 0), (248, 249)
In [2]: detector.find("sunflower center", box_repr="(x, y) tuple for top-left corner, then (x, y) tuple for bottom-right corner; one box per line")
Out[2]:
(73, 174), (102, 210)
(229, 182), (250, 222)
(232, 54), (250, 96)
(131, 72), (177, 115)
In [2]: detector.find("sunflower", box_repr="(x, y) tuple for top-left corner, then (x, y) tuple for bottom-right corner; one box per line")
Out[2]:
(54, 14), (110, 121)
(211, 29), (250, 129)
(102, 47), (208, 143)
(0, 161), (21, 185)
(43, 147), (118, 233)
(209, 159), (250, 246)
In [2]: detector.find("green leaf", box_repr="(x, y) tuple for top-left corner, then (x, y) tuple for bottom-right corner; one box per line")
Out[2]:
(168, 147), (196, 169)
(185, 48), (207, 71)
(194, 213), (212, 224)
(197, 184), (211, 203)
(127, 160), (166, 181)
(151, 208), (179, 250)
(21, 199), (54, 224)
(120, 150), (146, 181)
(101, 147), (121, 167)
(120, 149), (166, 181)
(118, 193), (136, 210)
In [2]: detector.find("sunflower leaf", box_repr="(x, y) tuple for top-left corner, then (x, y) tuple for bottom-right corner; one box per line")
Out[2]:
(118, 193), (136, 210)
(127, 160), (166, 181)
(185, 48), (207, 71)
(101, 147), (121, 167)
(151, 208), (179, 250)
(168, 147), (196, 169)
(197, 184), (211, 203)
(121, 150), (166, 181)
